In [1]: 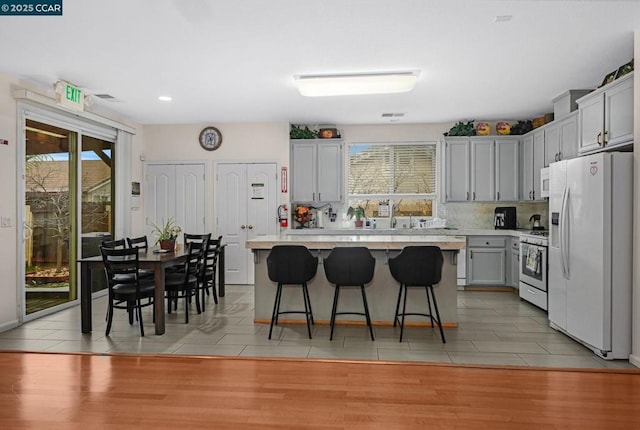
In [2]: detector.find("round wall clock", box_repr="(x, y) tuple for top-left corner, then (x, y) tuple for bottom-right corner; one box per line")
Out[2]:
(199, 126), (222, 151)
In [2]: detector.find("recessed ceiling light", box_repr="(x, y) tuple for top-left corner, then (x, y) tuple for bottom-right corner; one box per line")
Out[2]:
(293, 71), (420, 97)
(494, 15), (512, 23)
(158, 96), (172, 101)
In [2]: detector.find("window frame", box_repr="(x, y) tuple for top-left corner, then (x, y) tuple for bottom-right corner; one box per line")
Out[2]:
(347, 141), (438, 217)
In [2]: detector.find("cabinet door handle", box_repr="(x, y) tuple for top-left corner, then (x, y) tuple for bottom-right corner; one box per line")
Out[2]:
(532, 190), (535, 200)
(473, 191), (476, 201)
(466, 192), (469, 200)
(248, 225), (254, 230)
(496, 191), (500, 200)
(318, 193), (321, 201)
(313, 193), (315, 201)
(559, 152), (562, 160)
(529, 191), (532, 199)
(470, 250), (473, 259)
(555, 153), (559, 162)
(597, 132), (602, 146)
(241, 224), (246, 230)
(603, 130), (608, 146)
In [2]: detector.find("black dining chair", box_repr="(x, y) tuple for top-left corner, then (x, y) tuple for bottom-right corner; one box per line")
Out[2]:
(323, 247), (376, 341)
(164, 241), (207, 323)
(200, 235), (222, 310)
(127, 235), (149, 250)
(266, 245), (318, 339)
(100, 246), (155, 337)
(388, 246), (445, 343)
(126, 236), (154, 279)
(101, 238), (126, 249)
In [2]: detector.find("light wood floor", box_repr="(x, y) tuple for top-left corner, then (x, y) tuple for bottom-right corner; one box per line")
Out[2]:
(0, 351), (638, 429)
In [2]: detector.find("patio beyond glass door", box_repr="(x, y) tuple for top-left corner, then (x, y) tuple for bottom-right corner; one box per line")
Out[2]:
(23, 120), (115, 316)
(24, 120), (75, 315)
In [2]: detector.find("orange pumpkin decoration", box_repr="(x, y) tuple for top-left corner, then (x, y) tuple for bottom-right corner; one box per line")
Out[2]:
(476, 122), (490, 136)
(496, 122), (511, 135)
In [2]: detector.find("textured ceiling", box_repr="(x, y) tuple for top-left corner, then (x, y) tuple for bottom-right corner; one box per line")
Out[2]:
(0, 0), (639, 125)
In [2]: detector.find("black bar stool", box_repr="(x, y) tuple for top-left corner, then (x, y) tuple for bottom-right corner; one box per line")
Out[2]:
(266, 245), (318, 339)
(323, 247), (375, 341)
(388, 246), (445, 343)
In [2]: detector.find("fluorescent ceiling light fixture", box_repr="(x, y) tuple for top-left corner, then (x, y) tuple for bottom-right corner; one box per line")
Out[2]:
(294, 71), (420, 97)
(158, 95), (172, 101)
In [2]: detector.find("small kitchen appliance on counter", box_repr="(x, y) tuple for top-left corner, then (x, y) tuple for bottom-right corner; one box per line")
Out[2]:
(494, 207), (517, 230)
(529, 214), (544, 230)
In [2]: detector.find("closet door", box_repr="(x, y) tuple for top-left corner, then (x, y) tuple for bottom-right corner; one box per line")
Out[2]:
(145, 163), (205, 243)
(216, 162), (277, 285)
(175, 164), (205, 235)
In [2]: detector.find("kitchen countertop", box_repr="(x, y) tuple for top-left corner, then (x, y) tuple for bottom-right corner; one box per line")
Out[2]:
(284, 228), (526, 238)
(246, 234), (466, 251)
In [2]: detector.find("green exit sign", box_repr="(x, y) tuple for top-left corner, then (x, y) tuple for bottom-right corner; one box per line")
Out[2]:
(55, 81), (84, 111)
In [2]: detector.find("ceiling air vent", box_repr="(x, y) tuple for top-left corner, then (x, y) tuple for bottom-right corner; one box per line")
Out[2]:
(94, 94), (116, 100)
(381, 113), (405, 118)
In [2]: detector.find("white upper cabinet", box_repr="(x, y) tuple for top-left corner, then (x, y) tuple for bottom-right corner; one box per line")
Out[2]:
(470, 139), (494, 201)
(444, 137), (519, 202)
(444, 138), (470, 201)
(544, 112), (578, 166)
(291, 139), (343, 203)
(521, 129), (545, 201)
(495, 138), (519, 202)
(578, 72), (633, 154)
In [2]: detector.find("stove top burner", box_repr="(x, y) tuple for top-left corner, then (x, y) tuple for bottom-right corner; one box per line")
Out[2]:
(526, 230), (549, 237)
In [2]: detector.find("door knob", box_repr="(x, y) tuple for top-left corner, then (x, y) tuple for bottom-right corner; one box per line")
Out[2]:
(240, 225), (246, 230)
(247, 225), (254, 230)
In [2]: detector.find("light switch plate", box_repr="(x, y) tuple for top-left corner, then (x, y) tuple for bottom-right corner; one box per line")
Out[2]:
(1, 217), (11, 227)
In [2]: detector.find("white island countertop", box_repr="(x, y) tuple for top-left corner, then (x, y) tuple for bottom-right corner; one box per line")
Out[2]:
(245, 234), (466, 251)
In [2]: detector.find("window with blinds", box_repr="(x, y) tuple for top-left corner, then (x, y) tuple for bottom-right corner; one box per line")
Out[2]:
(348, 142), (437, 217)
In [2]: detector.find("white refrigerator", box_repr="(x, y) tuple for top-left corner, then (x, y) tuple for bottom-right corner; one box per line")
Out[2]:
(548, 152), (632, 360)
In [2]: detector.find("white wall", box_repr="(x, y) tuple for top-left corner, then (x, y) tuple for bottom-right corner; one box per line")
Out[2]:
(630, 29), (640, 368)
(0, 72), (20, 330)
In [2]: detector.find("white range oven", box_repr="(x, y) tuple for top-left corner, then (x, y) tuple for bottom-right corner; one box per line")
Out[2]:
(519, 231), (548, 311)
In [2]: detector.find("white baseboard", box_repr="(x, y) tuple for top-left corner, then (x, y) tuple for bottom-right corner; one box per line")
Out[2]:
(0, 319), (19, 333)
(629, 354), (640, 368)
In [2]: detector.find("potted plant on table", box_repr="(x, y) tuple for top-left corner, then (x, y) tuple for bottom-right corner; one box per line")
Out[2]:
(347, 205), (366, 228)
(149, 218), (182, 251)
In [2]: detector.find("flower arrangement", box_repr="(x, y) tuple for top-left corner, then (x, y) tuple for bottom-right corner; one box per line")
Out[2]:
(149, 218), (182, 244)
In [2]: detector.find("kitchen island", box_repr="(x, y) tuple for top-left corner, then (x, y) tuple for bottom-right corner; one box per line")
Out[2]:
(246, 234), (466, 328)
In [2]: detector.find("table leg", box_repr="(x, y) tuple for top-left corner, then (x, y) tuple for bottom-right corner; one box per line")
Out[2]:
(80, 262), (92, 334)
(218, 247), (225, 297)
(153, 265), (166, 335)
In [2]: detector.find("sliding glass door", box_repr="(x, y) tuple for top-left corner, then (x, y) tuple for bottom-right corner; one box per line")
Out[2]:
(23, 119), (114, 317)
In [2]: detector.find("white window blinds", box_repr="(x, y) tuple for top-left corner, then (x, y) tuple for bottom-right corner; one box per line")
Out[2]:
(349, 143), (437, 196)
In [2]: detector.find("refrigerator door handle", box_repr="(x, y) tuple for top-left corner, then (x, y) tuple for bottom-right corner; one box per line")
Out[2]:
(559, 186), (567, 279)
(561, 187), (570, 279)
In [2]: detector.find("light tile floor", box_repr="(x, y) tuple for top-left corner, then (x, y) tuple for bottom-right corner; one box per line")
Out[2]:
(0, 286), (636, 369)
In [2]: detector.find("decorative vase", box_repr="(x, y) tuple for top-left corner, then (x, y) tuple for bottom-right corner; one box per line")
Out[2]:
(159, 239), (175, 251)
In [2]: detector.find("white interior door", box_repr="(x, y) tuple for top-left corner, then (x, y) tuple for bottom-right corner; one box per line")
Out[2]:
(175, 164), (206, 235)
(216, 162), (277, 285)
(145, 163), (205, 243)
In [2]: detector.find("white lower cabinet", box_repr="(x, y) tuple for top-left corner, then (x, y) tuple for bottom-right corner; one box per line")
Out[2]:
(466, 236), (506, 285)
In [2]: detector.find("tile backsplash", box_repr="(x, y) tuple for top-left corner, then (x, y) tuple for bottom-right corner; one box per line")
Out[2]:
(437, 201), (549, 230)
(304, 201), (549, 231)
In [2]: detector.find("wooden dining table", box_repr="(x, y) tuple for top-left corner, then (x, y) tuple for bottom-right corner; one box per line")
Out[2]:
(78, 244), (226, 335)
